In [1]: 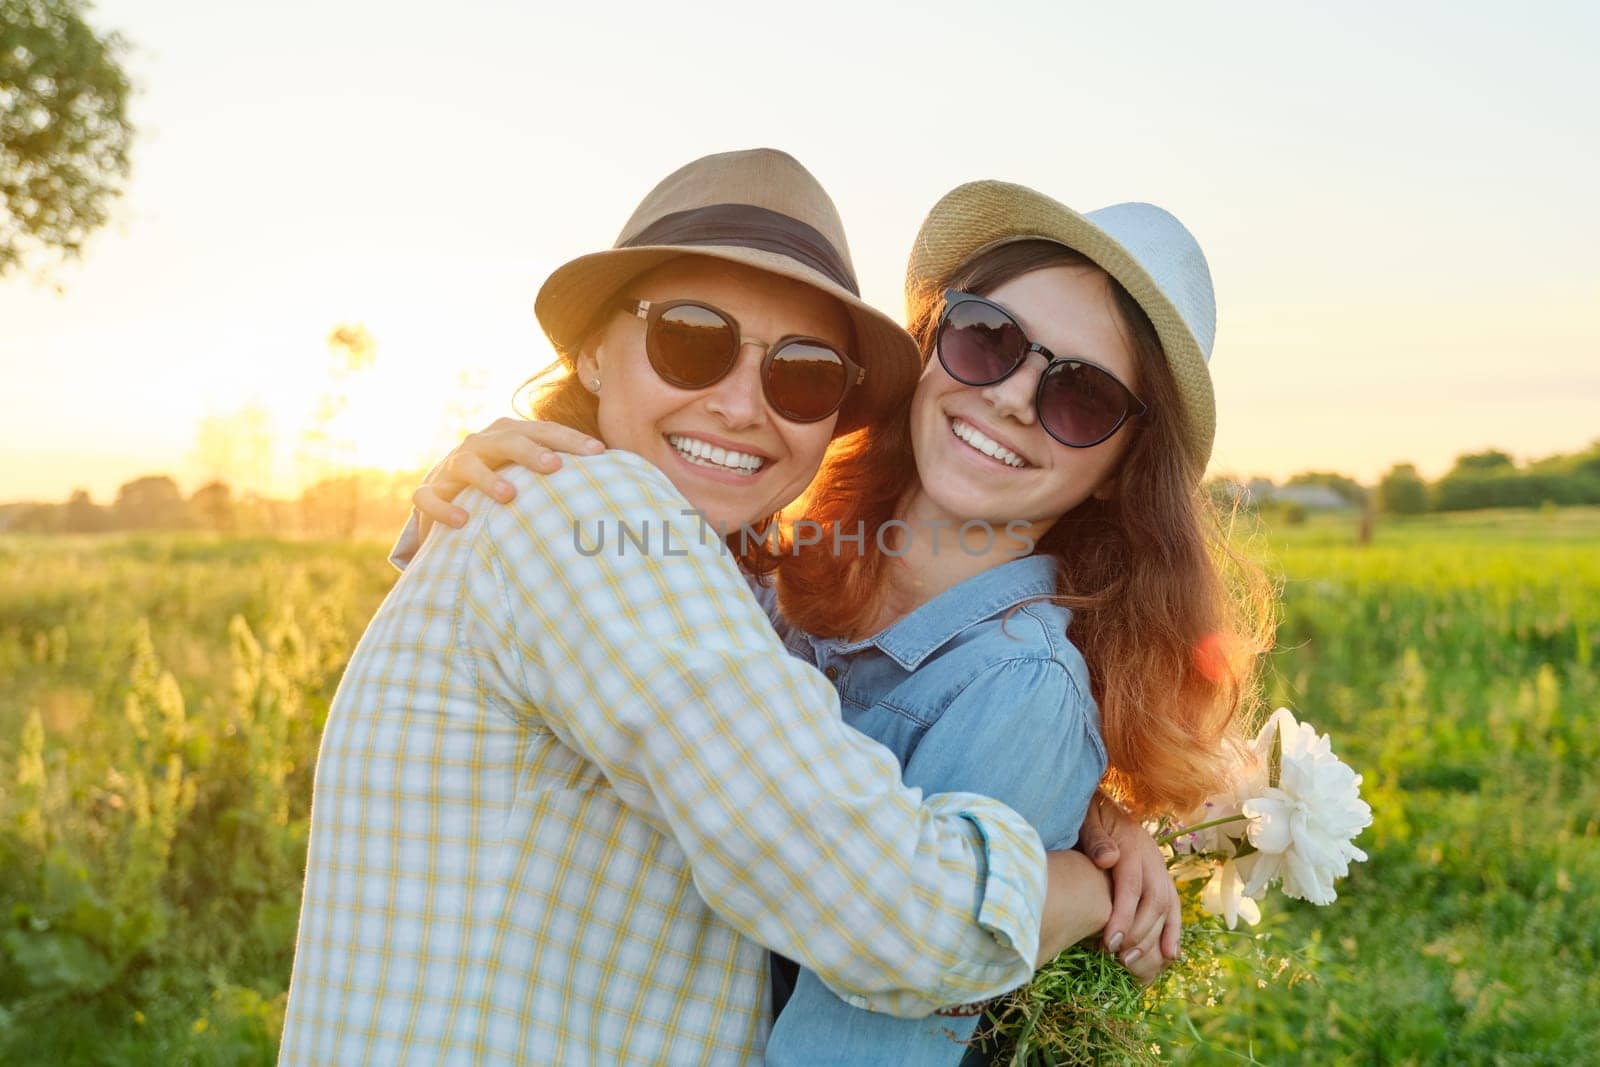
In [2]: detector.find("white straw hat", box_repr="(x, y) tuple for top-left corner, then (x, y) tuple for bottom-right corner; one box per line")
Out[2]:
(906, 180), (1219, 471)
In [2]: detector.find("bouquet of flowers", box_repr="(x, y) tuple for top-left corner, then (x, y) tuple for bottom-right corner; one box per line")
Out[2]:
(975, 708), (1373, 1065)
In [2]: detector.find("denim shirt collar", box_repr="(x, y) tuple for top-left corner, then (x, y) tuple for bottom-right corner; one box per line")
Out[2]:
(807, 554), (1062, 671)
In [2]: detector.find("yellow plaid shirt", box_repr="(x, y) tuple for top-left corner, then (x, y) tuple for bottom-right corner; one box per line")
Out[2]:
(280, 451), (1046, 1065)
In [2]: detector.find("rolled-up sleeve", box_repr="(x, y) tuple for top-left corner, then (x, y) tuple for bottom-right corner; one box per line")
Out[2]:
(462, 453), (1048, 1015)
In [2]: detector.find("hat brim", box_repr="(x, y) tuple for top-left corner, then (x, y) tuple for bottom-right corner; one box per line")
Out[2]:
(535, 245), (920, 436)
(905, 182), (1216, 471)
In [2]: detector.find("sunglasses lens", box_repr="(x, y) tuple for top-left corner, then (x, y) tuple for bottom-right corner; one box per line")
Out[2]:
(938, 299), (1027, 384)
(649, 303), (739, 387)
(1039, 361), (1132, 446)
(765, 341), (850, 422)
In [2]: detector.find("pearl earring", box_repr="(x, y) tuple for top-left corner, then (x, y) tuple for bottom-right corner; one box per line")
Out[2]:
(591, 377), (602, 391)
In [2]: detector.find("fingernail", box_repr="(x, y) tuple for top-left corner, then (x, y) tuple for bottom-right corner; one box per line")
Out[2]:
(450, 509), (468, 528)
(493, 478), (514, 500)
(538, 452), (557, 468)
(1107, 932), (1124, 953)
(584, 439), (604, 453)
(1123, 948), (1142, 966)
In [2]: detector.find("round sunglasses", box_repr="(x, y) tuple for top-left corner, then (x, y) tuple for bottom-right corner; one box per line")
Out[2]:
(619, 298), (863, 424)
(935, 289), (1149, 448)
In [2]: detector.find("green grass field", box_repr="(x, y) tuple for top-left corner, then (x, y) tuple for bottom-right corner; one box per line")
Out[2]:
(1159, 510), (1600, 1063)
(2, 511), (1596, 1064)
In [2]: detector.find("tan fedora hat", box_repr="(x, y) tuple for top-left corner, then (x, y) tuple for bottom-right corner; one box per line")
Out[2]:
(906, 180), (1219, 472)
(535, 148), (920, 435)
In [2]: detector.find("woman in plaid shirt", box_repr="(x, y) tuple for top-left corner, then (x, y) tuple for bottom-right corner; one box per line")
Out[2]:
(284, 151), (1131, 1066)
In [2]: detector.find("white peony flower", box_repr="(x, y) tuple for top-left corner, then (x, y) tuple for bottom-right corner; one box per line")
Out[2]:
(1200, 858), (1262, 929)
(1238, 708), (1373, 905)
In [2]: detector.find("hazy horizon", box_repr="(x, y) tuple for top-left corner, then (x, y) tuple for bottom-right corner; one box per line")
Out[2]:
(3, 1), (1596, 503)
(7, 435), (1598, 510)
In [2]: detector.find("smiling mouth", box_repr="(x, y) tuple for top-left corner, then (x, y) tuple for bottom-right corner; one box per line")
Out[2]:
(949, 417), (1031, 469)
(666, 434), (768, 475)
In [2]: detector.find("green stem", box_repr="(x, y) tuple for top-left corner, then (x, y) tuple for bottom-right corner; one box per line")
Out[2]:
(1156, 813), (1250, 847)
(1009, 1001), (1045, 1066)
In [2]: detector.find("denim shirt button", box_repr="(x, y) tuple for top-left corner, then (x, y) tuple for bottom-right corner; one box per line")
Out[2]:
(824, 665), (839, 681)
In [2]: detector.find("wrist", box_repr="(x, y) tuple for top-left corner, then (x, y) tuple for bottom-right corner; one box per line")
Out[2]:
(1037, 849), (1115, 965)
(1092, 863), (1114, 932)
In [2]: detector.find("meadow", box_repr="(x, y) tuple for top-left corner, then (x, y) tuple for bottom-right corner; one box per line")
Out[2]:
(1, 510), (1596, 1064)
(1161, 509), (1599, 1063)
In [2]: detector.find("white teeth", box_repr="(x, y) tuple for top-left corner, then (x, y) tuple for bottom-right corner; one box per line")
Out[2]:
(667, 434), (765, 474)
(951, 419), (1027, 468)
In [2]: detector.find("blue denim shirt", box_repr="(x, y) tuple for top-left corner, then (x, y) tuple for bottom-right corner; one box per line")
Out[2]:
(754, 554), (1108, 1066)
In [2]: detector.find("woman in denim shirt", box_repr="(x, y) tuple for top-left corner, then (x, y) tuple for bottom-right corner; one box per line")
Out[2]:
(751, 185), (1276, 1063)
(751, 555), (1104, 1064)
(406, 182), (1269, 1064)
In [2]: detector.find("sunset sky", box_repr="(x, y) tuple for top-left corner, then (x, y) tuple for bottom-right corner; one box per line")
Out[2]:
(2, 0), (1596, 503)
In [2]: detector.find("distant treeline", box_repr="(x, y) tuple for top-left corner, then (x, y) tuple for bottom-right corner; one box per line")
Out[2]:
(5, 442), (1598, 539)
(0, 472), (420, 540)
(1374, 442), (1600, 514)
(1214, 441), (1600, 517)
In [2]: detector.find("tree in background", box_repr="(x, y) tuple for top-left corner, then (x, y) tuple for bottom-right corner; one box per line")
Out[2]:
(1451, 450), (1515, 474)
(62, 487), (109, 531)
(1434, 445), (1600, 511)
(1378, 464), (1429, 515)
(1529, 439), (1600, 480)
(297, 324), (376, 537)
(189, 480), (234, 532)
(0, 0), (133, 277)
(1574, 441), (1600, 478)
(298, 476), (361, 539)
(193, 404), (276, 495)
(192, 404), (278, 531)
(113, 475), (188, 530)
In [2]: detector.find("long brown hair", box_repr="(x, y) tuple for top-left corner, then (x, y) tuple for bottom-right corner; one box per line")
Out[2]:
(778, 240), (1275, 816)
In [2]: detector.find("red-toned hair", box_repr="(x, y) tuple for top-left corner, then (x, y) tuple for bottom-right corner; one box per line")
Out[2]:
(777, 240), (1275, 816)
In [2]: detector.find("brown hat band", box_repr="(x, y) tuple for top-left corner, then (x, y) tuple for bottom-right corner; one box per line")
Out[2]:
(621, 203), (860, 296)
